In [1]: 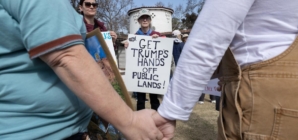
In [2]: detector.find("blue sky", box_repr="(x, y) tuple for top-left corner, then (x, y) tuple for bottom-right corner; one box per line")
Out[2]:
(134, 0), (186, 8)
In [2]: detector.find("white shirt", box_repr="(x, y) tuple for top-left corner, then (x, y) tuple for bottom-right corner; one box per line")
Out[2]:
(158, 0), (298, 120)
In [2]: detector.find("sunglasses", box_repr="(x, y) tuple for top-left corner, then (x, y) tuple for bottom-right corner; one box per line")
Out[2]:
(84, 2), (98, 8)
(139, 16), (151, 21)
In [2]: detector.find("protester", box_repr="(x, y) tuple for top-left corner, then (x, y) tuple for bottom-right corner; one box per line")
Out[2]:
(198, 94), (216, 104)
(79, 0), (122, 138)
(172, 30), (185, 66)
(182, 34), (188, 43)
(132, 8), (161, 111)
(0, 1), (164, 139)
(153, 0), (298, 139)
(79, 0), (117, 45)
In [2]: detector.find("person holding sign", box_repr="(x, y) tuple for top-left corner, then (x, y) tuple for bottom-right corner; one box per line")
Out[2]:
(0, 1), (165, 140)
(79, 0), (117, 45)
(152, 0), (298, 140)
(133, 8), (161, 111)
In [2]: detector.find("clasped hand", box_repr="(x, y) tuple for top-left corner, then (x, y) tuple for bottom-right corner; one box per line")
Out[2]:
(119, 109), (175, 140)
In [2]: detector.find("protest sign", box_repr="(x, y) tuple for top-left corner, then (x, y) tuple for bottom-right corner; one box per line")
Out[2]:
(202, 78), (221, 96)
(101, 32), (118, 67)
(124, 34), (173, 95)
(85, 28), (132, 109)
(85, 29), (132, 140)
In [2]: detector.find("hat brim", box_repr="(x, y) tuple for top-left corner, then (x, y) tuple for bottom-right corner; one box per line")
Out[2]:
(137, 14), (151, 20)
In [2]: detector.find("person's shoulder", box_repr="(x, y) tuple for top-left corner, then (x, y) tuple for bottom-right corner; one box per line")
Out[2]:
(97, 20), (105, 26)
(95, 19), (107, 31)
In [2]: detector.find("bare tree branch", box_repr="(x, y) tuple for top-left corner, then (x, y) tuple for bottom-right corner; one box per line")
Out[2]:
(155, 1), (165, 7)
(172, 0), (205, 30)
(96, 0), (134, 33)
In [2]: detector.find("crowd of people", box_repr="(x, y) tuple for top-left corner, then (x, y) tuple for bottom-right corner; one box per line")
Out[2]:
(1, 0), (298, 140)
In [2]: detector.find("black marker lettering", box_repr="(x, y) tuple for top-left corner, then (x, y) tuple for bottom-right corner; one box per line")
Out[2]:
(139, 39), (146, 49)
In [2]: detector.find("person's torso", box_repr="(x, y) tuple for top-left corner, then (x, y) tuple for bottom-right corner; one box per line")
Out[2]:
(230, 0), (298, 67)
(172, 39), (184, 65)
(0, 4), (92, 139)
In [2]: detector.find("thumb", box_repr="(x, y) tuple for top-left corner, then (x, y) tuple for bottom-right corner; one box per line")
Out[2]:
(152, 112), (167, 126)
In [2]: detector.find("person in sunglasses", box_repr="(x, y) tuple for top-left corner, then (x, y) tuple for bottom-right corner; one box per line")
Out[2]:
(0, 0), (165, 140)
(79, 1), (122, 139)
(79, 0), (117, 45)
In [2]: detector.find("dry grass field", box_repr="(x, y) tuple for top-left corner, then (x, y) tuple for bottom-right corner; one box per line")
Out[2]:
(130, 94), (219, 140)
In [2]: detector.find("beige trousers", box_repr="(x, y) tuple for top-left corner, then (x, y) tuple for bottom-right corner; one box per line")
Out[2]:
(218, 37), (298, 140)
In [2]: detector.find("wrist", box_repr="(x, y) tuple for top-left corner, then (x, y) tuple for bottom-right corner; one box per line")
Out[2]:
(113, 107), (135, 132)
(157, 111), (173, 123)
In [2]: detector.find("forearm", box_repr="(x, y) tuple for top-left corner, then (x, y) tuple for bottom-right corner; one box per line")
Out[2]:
(41, 45), (133, 130)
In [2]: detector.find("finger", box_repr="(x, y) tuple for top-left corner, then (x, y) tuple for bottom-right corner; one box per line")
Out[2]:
(152, 112), (163, 126)
(156, 130), (163, 140)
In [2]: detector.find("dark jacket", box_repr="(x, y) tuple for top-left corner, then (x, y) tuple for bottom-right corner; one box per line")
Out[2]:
(172, 38), (184, 65)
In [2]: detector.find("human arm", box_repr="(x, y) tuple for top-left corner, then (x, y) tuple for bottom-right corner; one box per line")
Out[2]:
(158, 0), (256, 120)
(1, 0), (163, 139)
(40, 45), (163, 140)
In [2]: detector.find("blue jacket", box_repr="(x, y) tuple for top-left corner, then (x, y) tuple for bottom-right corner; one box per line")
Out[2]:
(172, 38), (184, 65)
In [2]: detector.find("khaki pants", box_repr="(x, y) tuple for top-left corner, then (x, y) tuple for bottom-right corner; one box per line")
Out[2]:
(218, 37), (298, 140)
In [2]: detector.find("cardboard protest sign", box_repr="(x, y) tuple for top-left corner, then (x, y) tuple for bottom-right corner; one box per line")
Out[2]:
(202, 78), (221, 96)
(124, 34), (173, 95)
(85, 29), (132, 140)
(101, 32), (118, 67)
(85, 28), (133, 108)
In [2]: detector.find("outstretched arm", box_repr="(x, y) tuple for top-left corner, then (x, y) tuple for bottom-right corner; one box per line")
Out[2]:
(1, 0), (164, 139)
(40, 44), (163, 139)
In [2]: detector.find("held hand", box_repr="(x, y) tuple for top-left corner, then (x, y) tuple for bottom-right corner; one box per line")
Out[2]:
(152, 34), (159, 38)
(124, 42), (129, 49)
(152, 112), (176, 140)
(121, 40), (129, 49)
(109, 31), (117, 42)
(120, 109), (164, 140)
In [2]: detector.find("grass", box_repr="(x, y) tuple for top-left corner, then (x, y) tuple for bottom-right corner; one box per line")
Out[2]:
(130, 94), (219, 140)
